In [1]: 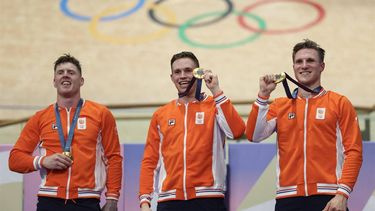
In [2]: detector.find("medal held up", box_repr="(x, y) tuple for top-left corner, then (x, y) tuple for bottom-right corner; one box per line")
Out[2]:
(178, 67), (206, 101)
(273, 72), (319, 99)
(192, 68), (205, 101)
(274, 72), (286, 84)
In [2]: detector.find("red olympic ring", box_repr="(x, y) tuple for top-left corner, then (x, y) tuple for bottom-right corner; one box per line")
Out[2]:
(238, 0), (325, 34)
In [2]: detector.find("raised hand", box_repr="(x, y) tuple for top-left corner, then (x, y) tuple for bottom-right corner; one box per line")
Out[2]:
(203, 69), (222, 96)
(258, 74), (278, 97)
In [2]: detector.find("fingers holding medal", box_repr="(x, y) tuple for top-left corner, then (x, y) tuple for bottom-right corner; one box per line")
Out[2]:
(274, 72), (286, 84)
(193, 68), (221, 96)
(193, 67), (205, 79)
(193, 68), (217, 84)
(62, 151), (73, 161)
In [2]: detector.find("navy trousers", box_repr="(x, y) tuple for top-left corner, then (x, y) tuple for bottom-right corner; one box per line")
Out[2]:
(36, 196), (101, 211)
(157, 198), (227, 211)
(275, 195), (349, 211)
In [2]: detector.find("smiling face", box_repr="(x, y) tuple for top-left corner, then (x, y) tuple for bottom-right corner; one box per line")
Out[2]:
(293, 48), (325, 88)
(53, 62), (84, 99)
(170, 57), (197, 96)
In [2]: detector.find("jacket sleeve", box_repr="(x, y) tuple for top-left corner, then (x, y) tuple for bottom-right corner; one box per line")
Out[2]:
(336, 96), (363, 198)
(246, 96), (277, 142)
(139, 113), (161, 207)
(214, 92), (245, 139)
(9, 114), (44, 173)
(101, 108), (123, 200)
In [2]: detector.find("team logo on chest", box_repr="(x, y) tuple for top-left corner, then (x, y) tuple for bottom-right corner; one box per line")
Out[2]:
(52, 123), (58, 130)
(288, 112), (296, 120)
(316, 108), (326, 120)
(168, 119), (176, 126)
(195, 112), (205, 125)
(77, 117), (86, 130)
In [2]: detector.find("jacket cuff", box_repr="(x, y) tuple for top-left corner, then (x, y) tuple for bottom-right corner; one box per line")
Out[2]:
(214, 92), (228, 105)
(34, 156), (45, 170)
(255, 96), (269, 107)
(337, 184), (352, 198)
(106, 193), (120, 200)
(139, 194), (152, 207)
(257, 94), (270, 100)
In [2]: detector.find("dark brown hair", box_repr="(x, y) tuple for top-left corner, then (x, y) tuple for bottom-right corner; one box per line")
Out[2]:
(293, 39), (325, 63)
(170, 51), (200, 70)
(54, 54), (82, 75)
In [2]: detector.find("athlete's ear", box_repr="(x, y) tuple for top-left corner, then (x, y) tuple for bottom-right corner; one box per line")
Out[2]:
(53, 78), (57, 88)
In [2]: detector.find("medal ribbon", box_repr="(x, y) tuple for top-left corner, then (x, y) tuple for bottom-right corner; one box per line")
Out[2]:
(54, 99), (83, 152)
(281, 72), (320, 99)
(178, 77), (203, 101)
(194, 78), (203, 101)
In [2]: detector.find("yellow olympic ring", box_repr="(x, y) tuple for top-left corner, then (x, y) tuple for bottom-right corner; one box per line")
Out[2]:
(89, 2), (177, 44)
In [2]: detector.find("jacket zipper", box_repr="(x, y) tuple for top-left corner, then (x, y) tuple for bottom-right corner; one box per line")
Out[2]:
(303, 99), (309, 196)
(65, 108), (72, 199)
(183, 103), (188, 200)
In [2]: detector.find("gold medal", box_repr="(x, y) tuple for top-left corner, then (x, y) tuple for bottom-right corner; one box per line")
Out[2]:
(193, 68), (205, 79)
(62, 151), (73, 160)
(274, 72), (286, 84)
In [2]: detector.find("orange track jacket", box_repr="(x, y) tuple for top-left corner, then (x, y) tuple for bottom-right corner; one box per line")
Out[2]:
(9, 100), (123, 200)
(139, 93), (245, 206)
(246, 89), (363, 199)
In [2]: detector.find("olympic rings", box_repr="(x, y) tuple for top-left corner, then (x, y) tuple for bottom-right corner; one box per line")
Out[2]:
(148, 0), (233, 28)
(60, 0), (145, 22)
(88, 3), (177, 45)
(238, 0), (325, 34)
(60, 0), (326, 47)
(179, 11), (266, 49)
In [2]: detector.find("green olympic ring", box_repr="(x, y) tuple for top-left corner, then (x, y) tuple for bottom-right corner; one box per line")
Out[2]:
(179, 11), (266, 49)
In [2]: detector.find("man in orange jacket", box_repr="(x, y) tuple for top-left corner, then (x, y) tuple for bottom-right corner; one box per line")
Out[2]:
(246, 39), (363, 211)
(139, 51), (245, 211)
(9, 54), (122, 211)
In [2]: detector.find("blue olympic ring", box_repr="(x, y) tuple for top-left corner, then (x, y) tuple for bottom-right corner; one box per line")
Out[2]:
(60, 0), (145, 22)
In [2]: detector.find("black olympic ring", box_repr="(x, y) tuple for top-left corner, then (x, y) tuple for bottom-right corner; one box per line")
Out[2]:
(148, 0), (233, 28)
